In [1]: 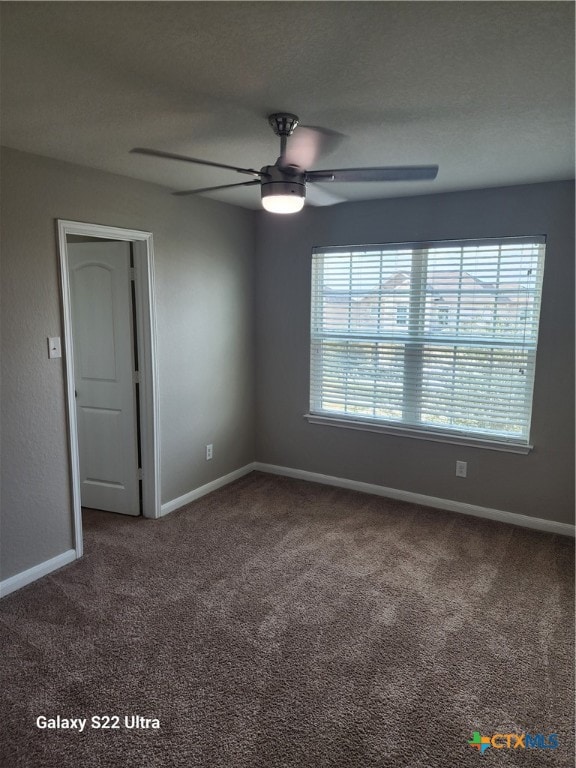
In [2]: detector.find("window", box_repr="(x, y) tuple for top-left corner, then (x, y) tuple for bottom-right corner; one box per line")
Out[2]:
(436, 305), (450, 327)
(396, 305), (408, 326)
(308, 237), (545, 451)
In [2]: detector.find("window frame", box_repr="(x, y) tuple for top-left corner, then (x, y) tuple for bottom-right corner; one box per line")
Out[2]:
(306, 236), (546, 454)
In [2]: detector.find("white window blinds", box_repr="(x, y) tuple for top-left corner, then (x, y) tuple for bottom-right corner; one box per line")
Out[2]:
(310, 237), (546, 448)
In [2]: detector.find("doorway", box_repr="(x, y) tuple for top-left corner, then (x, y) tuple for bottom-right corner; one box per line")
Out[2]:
(58, 221), (160, 557)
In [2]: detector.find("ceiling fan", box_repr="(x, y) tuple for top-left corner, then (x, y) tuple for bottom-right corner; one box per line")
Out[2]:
(131, 113), (439, 214)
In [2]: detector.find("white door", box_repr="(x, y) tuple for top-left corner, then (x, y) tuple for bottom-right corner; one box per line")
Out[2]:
(68, 241), (140, 515)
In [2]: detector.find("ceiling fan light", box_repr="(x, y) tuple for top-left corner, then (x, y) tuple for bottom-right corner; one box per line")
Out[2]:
(262, 194), (305, 214)
(261, 178), (306, 214)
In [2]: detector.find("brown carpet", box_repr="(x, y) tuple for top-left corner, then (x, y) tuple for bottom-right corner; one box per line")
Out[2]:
(1, 471), (574, 767)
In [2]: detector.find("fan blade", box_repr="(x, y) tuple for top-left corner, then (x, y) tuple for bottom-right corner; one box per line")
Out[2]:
(306, 165), (439, 183)
(131, 148), (263, 177)
(306, 183), (347, 207)
(283, 126), (345, 170)
(172, 180), (260, 197)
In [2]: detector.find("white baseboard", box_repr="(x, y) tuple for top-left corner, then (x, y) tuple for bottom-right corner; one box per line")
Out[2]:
(253, 462), (575, 537)
(0, 549), (78, 599)
(2, 463), (257, 596)
(160, 463), (256, 516)
(2, 463), (570, 600)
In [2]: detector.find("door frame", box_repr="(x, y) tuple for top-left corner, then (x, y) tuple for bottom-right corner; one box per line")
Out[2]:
(58, 220), (161, 557)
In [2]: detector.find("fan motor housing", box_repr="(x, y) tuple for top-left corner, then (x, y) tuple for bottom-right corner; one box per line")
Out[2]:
(260, 164), (306, 203)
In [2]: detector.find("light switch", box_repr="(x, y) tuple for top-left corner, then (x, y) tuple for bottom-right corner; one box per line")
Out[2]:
(48, 337), (62, 359)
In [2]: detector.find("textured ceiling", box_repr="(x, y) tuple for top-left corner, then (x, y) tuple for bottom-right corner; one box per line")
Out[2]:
(1, 1), (574, 209)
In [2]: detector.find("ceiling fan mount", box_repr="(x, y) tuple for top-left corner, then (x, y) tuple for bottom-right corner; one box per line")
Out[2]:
(268, 112), (300, 138)
(130, 112), (439, 213)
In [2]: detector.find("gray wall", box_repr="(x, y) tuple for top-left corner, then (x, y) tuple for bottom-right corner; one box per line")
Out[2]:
(1, 147), (256, 580)
(255, 181), (575, 525)
(1, 148), (573, 586)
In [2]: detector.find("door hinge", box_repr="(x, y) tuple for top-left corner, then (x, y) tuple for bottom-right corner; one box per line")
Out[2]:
(130, 267), (136, 281)
(137, 467), (143, 480)
(133, 371), (140, 383)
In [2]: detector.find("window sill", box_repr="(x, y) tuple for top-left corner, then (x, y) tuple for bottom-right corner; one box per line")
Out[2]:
(303, 413), (533, 454)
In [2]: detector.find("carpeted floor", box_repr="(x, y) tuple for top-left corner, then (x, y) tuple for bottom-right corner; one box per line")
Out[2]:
(1, 471), (574, 767)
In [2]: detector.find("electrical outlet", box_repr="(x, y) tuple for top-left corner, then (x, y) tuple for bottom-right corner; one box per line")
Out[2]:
(456, 460), (467, 478)
(206, 444), (213, 461)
